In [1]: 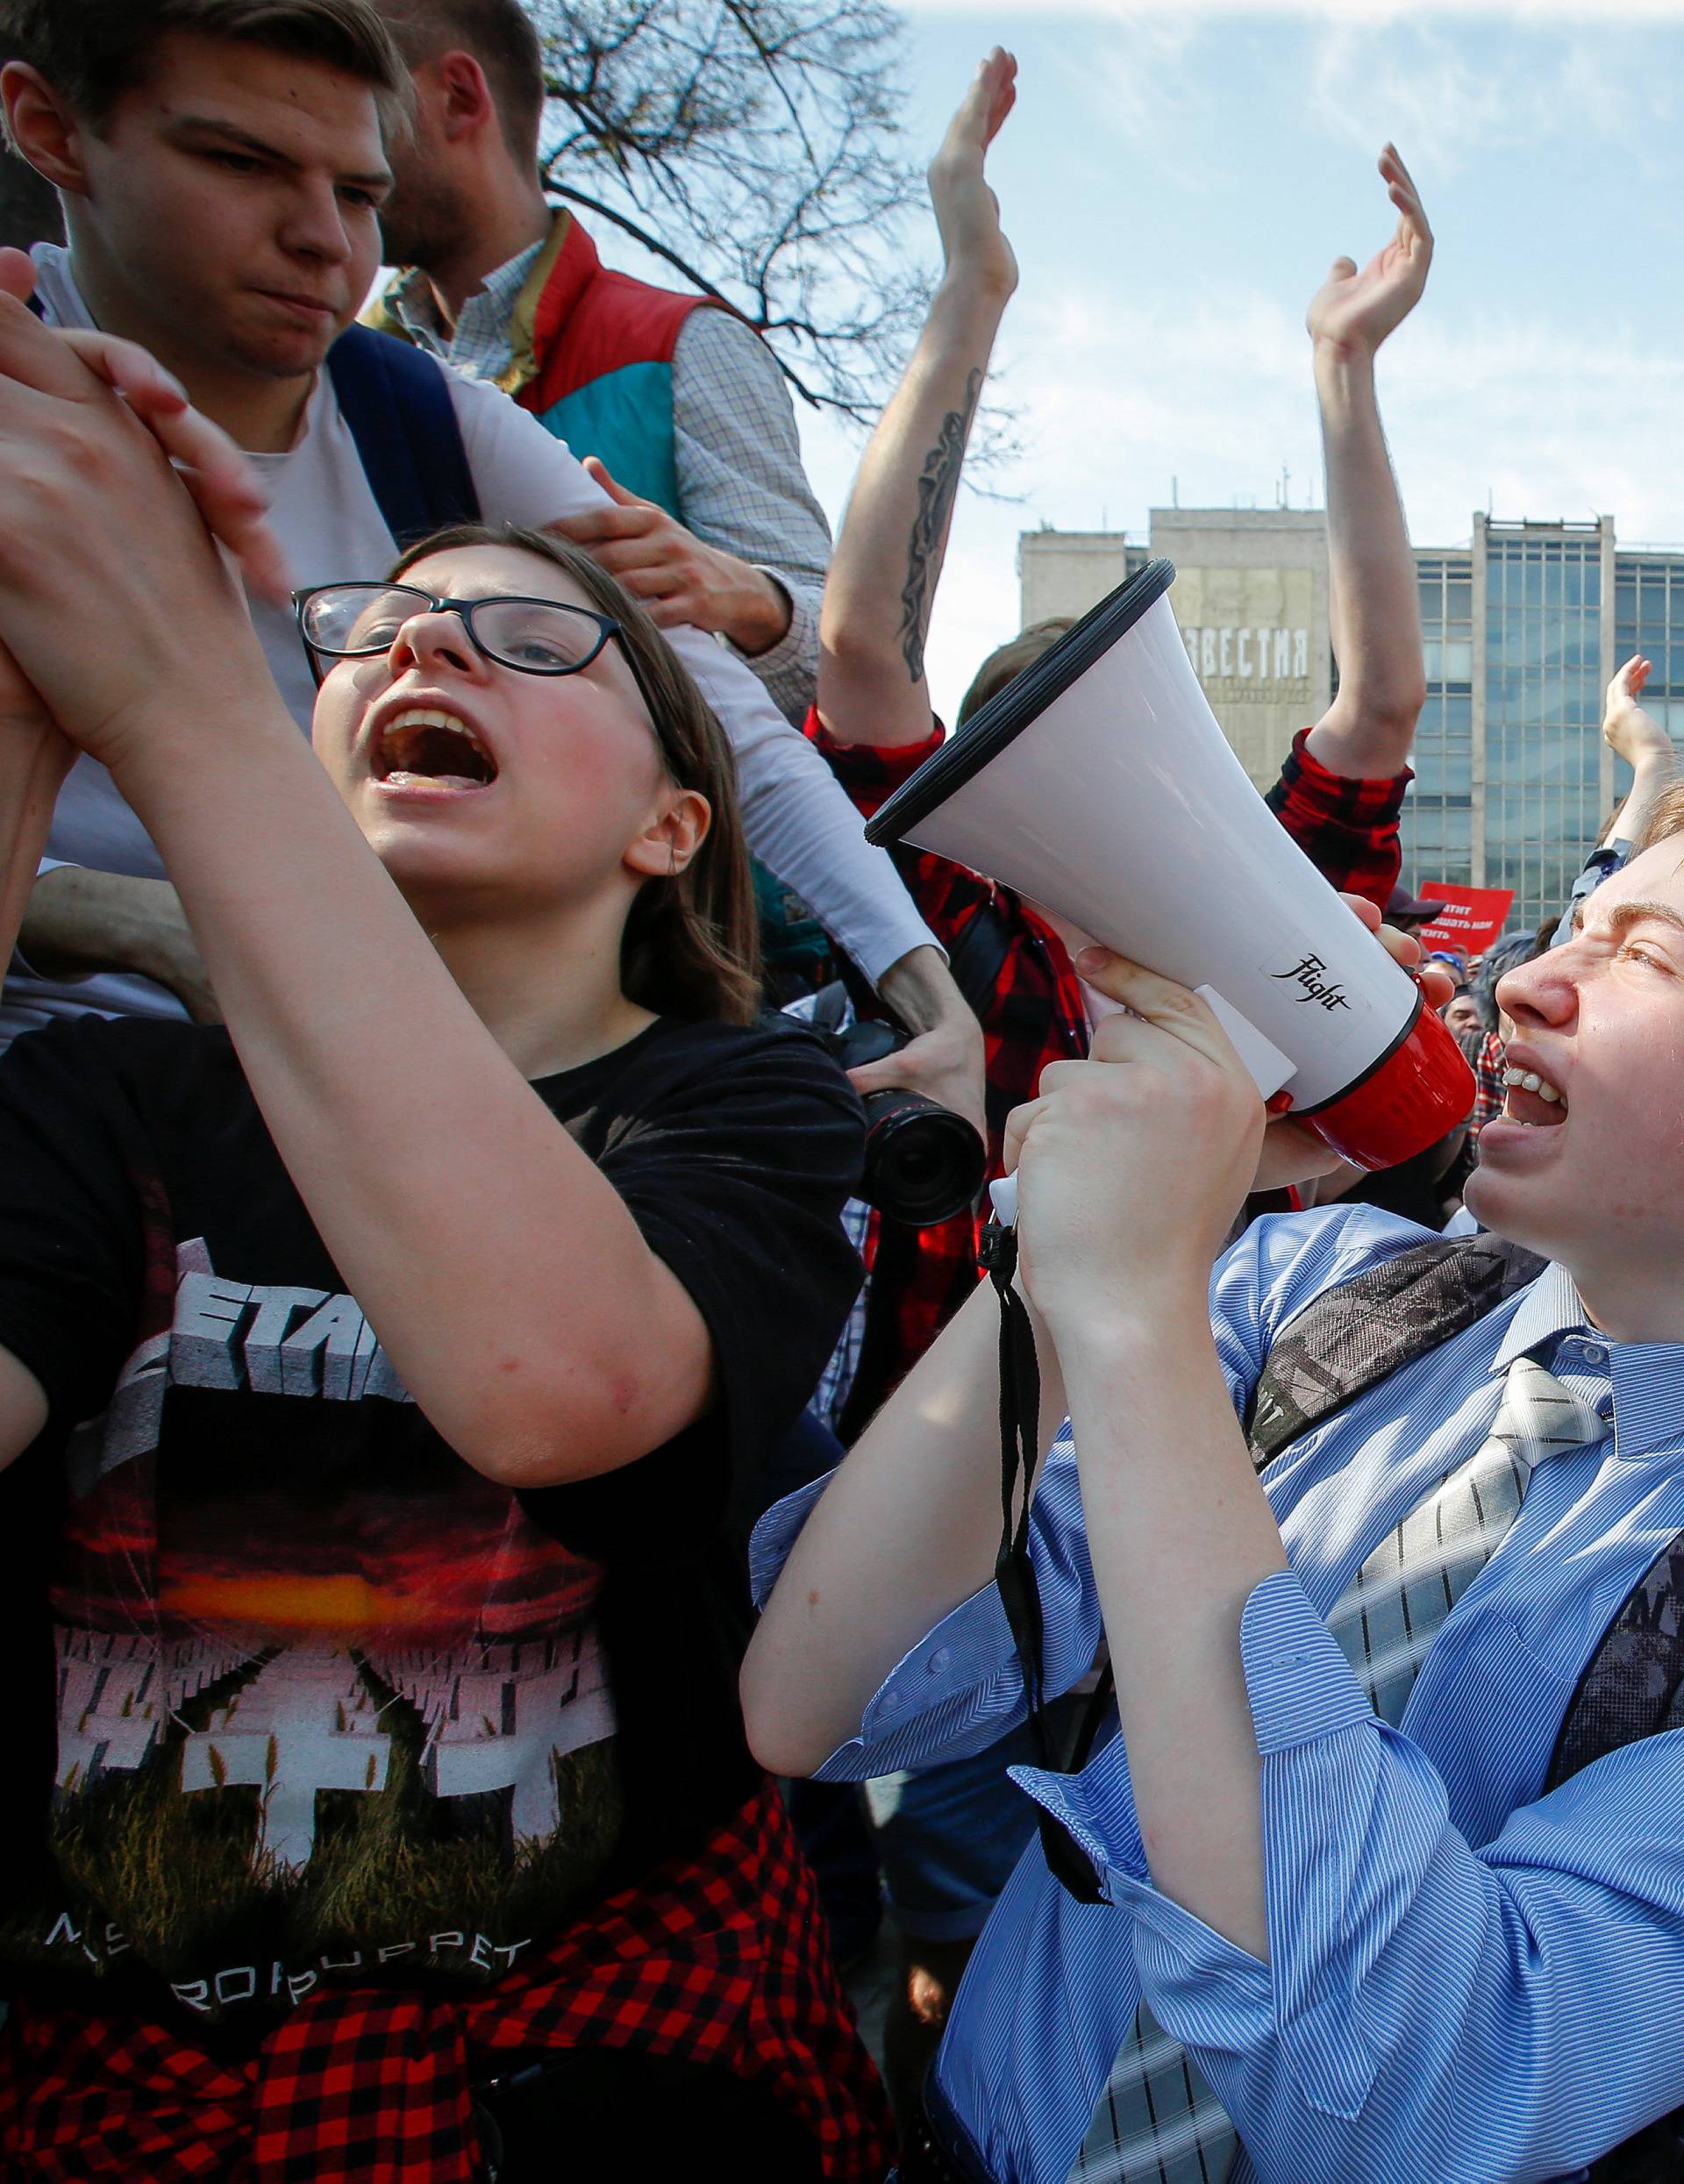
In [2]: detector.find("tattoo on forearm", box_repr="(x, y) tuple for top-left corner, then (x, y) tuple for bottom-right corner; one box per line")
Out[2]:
(897, 368), (982, 684)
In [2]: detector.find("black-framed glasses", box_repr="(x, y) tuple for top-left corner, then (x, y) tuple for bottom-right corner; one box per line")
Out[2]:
(293, 583), (660, 722)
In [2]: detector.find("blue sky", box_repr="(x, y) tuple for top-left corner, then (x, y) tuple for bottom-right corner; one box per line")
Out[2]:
(585, 4), (1684, 722)
(757, 1), (1684, 722)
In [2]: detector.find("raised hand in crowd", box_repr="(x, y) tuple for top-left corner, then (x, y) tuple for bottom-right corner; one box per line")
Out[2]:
(0, 274), (293, 1006)
(819, 46), (1018, 751)
(1305, 143), (1432, 359)
(1300, 145), (1431, 788)
(0, 250), (289, 609)
(1550, 652), (1684, 905)
(0, 306), (278, 782)
(790, 51), (1024, 1153)
(0, 248), (295, 1024)
(1604, 653), (1671, 767)
(928, 46), (1018, 314)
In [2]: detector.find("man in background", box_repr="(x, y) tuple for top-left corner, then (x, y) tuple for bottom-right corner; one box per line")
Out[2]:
(369, 0), (829, 726)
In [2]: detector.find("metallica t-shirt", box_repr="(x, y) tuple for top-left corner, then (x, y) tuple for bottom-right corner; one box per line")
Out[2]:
(0, 1010), (863, 2027)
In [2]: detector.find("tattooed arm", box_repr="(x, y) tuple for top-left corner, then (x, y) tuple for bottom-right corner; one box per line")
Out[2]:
(817, 51), (1018, 746)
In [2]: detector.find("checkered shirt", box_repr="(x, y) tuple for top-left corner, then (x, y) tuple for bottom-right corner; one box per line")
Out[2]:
(669, 309), (830, 722)
(385, 246), (546, 382)
(1462, 1029), (1507, 1133)
(811, 717), (1413, 1433)
(0, 1780), (892, 2183)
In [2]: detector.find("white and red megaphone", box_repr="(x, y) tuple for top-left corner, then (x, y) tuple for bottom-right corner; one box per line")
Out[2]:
(865, 560), (1473, 1171)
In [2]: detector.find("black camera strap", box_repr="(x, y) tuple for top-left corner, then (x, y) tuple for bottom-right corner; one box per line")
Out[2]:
(978, 1215), (1108, 1905)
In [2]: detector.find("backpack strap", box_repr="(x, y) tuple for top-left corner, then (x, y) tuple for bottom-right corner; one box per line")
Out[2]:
(325, 325), (482, 546)
(1547, 1532), (1684, 1792)
(1545, 1540), (1684, 2180)
(945, 899), (1015, 1020)
(1245, 1233), (1546, 1468)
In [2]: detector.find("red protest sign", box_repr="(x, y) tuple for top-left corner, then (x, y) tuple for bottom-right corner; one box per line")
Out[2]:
(1415, 884), (1515, 961)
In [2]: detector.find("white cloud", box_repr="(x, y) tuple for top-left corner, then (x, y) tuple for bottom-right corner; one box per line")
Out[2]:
(1304, 18), (1678, 171)
(1050, 18), (1207, 153)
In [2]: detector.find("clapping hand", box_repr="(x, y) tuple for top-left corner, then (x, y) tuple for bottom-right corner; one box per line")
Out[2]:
(0, 250), (289, 611)
(0, 275), (289, 774)
(927, 46), (1019, 303)
(1306, 145), (1432, 358)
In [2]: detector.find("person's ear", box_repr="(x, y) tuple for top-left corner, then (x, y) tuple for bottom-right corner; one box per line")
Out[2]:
(433, 50), (497, 146)
(1, 62), (89, 197)
(624, 789), (711, 881)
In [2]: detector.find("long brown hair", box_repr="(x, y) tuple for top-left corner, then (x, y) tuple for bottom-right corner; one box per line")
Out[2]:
(389, 524), (761, 1025)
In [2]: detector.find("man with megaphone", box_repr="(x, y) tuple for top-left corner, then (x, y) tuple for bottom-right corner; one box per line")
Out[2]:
(745, 171), (1684, 2184)
(750, 857), (1684, 2184)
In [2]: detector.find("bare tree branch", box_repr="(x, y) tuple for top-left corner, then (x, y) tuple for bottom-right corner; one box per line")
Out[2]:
(530, 0), (941, 431)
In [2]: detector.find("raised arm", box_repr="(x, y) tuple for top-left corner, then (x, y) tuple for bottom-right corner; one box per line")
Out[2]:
(1601, 653), (1677, 846)
(817, 50), (1018, 749)
(1548, 656), (1681, 949)
(1302, 146), (1431, 780)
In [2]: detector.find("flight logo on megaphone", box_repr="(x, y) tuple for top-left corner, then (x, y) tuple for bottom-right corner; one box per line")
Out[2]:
(863, 558), (1473, 1173)
(1267, 950), (1358, 1019)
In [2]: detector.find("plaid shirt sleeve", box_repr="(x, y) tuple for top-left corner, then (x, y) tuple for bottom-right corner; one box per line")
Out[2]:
(1263, 728), (1411, 914)
(671, 310), (831, 724)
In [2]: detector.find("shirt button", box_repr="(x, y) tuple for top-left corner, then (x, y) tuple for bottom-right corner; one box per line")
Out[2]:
(1581, 1341), (1608, 1367)
(878, 1689), (903, 1714)
(927, 1647), (952, 1675)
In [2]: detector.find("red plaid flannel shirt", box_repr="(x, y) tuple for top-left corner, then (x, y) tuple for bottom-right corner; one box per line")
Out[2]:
(813, 717), (1410, 1431)
(0, 1779), (892, 2183)
(1464, 1029), (1507, 1132)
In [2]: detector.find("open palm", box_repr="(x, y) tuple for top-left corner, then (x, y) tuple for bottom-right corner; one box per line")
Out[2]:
(927, 46), (1019, 300)
(1306, 144), (1432, 353)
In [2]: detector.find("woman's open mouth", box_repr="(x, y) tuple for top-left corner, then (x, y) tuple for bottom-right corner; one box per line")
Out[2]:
(372, 708), (499, 792)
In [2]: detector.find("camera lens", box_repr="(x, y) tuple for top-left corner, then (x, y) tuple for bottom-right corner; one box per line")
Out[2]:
(858, 1090), (986, 1225)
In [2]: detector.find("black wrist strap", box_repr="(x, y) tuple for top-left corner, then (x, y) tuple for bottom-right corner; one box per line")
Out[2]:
(979, 1217), (1109, 1905)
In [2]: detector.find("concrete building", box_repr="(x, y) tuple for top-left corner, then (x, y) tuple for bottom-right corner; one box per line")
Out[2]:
(1018, 510), (1665, 927)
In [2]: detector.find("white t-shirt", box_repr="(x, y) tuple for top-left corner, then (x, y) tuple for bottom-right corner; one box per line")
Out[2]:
(9, 248), (933, 1036)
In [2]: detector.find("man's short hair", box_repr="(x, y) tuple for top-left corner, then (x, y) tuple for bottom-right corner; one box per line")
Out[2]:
(957, 619), (1074, 728)
(1637, 781), (1684, 853)
(375, 0), (544, 159)
(0, 0), (410, 135)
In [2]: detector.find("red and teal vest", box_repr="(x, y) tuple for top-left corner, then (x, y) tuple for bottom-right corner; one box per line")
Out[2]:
(505, 213), (717, 519)
(371, 211), (718, 519)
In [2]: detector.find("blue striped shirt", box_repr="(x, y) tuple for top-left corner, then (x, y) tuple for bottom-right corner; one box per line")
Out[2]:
(750, 1205), (1684, 2184)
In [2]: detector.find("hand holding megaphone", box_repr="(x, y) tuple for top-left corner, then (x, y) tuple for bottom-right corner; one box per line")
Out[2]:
(995, 916), (1452, 1328)
(998, 952), (1270, 1329)
(987, 895), (1457, 1231)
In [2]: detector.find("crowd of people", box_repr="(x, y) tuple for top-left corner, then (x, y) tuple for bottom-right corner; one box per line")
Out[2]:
(0, 4), (1679, 2181)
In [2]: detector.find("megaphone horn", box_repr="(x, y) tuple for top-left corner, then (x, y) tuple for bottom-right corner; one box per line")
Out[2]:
(864, 560), (1472, 1172)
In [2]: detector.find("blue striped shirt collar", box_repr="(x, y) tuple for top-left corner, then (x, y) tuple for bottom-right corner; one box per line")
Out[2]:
(1493, 1257), (1684, 1463)
(1491, 1259), (1592, 1373)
